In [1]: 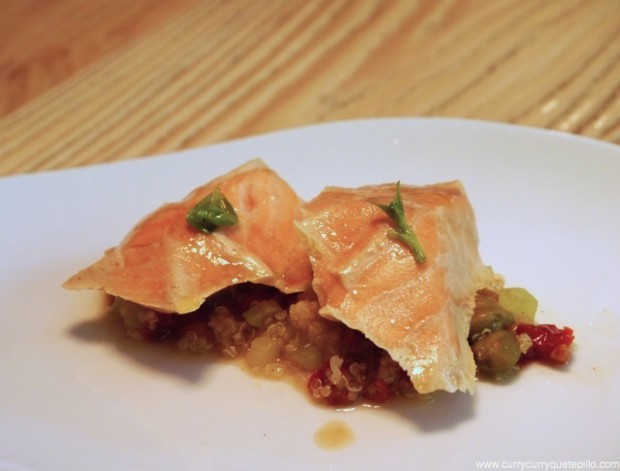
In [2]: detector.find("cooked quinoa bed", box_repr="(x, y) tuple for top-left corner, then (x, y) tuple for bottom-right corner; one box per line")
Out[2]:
(110, 282), (415, 405)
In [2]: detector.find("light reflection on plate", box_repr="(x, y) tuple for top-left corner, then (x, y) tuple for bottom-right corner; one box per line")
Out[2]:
(1, 119), (619, 470)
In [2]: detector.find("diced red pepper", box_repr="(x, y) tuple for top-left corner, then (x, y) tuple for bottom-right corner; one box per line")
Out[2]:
(366, 379), (392, 403)
(307, 363), (394, 405)
(515, 323), (575, 363)
(307, 368), (353, 406)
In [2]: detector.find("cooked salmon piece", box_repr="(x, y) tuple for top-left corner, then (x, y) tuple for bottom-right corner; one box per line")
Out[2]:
(296, 181), (496, 394)
(64, 159), (313, 313)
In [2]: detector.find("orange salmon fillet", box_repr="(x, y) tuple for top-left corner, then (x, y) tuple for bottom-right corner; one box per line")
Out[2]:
(64, 159), (313, 313)
(297, 181), (496, 394)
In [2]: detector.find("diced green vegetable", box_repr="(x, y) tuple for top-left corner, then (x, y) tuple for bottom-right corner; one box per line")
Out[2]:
(242, 300), (282, 328)
(285, 344), (325, 371)
(499, 287), (538, 323)
(374, 182), (426, 264)
(186, 187), (238, 233)
(247, 336), (281, 367)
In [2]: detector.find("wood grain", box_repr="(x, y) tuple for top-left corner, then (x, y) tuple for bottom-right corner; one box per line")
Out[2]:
(1, 0), (618, 176)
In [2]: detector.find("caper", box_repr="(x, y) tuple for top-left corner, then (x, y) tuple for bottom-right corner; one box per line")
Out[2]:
(471, 330), (521, 375)
(469, 308), (515, 340)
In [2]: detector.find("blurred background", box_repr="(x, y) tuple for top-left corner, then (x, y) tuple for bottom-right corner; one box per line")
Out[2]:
(1, 0), (618, 175)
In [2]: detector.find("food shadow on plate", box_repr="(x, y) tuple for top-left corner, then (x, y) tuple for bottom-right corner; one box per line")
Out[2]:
(382, 368), (536, 432)
(373, 388), (476, 432)
(67, 294), (515, 431)
(68, 294), (217, 384)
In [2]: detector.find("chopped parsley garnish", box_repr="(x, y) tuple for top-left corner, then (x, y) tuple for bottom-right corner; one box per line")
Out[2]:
(375, 182), (426, 264)
(186, 187), (238, 233)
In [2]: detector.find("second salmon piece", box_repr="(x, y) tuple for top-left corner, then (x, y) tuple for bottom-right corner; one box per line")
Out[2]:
(296, 181), (497, 394)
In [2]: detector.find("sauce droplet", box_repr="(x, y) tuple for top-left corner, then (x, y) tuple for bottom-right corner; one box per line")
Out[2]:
(313, 420), (355, 450)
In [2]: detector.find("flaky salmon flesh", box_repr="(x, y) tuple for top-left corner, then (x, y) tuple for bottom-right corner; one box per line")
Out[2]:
(64, 160), (497, 395)
(63, 159), (313, 313)
(296, 182), (496, 394)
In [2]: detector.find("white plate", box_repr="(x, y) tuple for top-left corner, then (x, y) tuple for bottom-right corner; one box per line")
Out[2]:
(1, 118), (619, 470)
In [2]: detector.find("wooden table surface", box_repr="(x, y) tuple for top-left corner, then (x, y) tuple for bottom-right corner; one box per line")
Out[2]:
(1, 0), (618, 176)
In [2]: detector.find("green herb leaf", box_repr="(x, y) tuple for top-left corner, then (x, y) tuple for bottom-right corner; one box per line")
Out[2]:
(186, 187), (238, 233)
(375, 182), (426, 264)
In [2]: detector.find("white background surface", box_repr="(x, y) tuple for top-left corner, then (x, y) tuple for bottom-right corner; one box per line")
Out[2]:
(1, 119), (619, 470)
